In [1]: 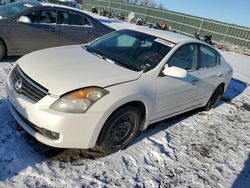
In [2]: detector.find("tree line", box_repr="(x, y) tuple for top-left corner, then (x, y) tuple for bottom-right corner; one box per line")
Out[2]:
(123, 0), (165, 9)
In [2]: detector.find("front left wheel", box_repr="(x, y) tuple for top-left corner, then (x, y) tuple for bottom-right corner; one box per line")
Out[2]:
(95, 106), (141, 155)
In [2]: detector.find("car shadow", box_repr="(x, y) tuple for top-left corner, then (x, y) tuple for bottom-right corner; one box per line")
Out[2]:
(0, 77), (248, 182)
(232, 154), (250, 188)
(0, 56), (20, 63)
(220, 78), (249, 104)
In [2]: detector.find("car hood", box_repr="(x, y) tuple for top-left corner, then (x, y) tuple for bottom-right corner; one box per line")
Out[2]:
(17, 45), (141, 96)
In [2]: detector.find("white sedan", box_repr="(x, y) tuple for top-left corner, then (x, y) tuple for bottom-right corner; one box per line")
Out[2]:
(6, 27), (233, 155)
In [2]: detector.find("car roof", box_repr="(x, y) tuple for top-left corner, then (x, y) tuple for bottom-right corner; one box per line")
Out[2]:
(10, 1), (78, 10)
(130, 27), (193, 44)
(39, 2), (78, 10)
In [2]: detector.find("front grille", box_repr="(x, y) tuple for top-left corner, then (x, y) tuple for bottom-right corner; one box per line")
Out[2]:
(11, 65), (48, 102)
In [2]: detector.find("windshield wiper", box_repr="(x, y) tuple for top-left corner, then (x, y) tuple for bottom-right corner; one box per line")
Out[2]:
(81, 45), (86, 50)
(84, 47), (107, 60)
(84, 47), (140, 71)
(111, 60), (141, 72)
(101, 55), (140, 72)
(92, 52), (106, 60)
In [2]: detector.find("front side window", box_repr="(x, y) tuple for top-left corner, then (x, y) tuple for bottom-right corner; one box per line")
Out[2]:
(86, 30), (173, 71)
(26, 10), (57, 24)
(58, 11), (91, 26)
(167, 44), (198, 70)
(199, 45), (220, 69)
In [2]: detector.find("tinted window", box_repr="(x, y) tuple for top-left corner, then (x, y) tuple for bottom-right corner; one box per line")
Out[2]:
(0, 2), (36, 19)
(26, 10), (57, 24)
(167, 44), (198, 70)
(117, 35), (137, 47)
(199, 45), (220, 69)
(86, 30), (172, 71)
(58, 11), (91, 26)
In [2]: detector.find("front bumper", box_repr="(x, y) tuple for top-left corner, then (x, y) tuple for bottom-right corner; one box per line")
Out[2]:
(6, 71), (106, 149)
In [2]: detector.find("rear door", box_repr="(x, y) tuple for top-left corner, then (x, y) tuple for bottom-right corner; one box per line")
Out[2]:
(195, 44), (224, 103)
(57, 11), (95, 45)
(9, 9), (59, 53)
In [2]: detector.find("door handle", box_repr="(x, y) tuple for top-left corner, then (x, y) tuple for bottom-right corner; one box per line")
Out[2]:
(86, 30), (92, 35)
(50, 28), (56, 32)
(217, 72), (223, 77)
(191, 79), (199, 85)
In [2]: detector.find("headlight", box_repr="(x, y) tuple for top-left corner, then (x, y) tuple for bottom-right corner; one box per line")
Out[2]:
(50, 87), (109, 113)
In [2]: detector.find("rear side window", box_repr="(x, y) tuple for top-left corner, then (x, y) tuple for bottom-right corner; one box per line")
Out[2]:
(199, 45), (221, 69)
(58, 11), (91, 26)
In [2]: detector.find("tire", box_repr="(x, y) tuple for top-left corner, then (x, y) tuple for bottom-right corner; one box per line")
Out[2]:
(95, 106), (141, 155)
(204, 85), (224, 111)
(0, 40), (6, 61)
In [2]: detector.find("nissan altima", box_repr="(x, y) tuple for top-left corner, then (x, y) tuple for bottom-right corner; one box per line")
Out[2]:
(6, 28), (233, 155)
(0, 1), (114, 60)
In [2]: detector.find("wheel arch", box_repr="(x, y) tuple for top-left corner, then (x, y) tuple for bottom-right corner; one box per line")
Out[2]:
(204, 82), (226, 111)
(95, 100), (148, 146)
(218, 82), (226, 93)
(208, 82), (226, 103)
(0, 37), (8, 57)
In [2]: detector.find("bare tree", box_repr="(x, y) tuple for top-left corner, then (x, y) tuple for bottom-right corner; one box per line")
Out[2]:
(123, 0), (161, 8)
(158, 3), (165, 10)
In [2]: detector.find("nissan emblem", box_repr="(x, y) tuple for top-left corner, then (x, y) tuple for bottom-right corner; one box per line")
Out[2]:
(15, 79), (23, 92)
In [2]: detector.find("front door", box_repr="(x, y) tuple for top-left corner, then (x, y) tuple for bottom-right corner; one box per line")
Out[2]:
(9, 9), (59, 54)
(152, 43), (201, 121)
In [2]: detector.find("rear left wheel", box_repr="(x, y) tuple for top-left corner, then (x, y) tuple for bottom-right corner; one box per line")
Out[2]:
(204, 85), (224, 111)
(0, 40), (6, 61)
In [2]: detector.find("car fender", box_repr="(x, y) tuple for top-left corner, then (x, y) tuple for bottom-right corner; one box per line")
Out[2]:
(0, 28), (11, 55)
(87, 83), (154, 147)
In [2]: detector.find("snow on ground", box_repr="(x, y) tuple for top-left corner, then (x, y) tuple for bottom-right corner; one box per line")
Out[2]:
(222, 51), (250, 83)
(0, 52), (250, 188)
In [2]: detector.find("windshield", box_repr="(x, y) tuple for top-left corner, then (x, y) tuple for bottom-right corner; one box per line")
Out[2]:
(0, 2), (35, 20)
(86, 29), (173, 72)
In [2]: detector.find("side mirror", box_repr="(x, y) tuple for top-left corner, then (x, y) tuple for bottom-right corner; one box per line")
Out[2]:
(162, 65), (187, 78)
(17, 16), (31, 24)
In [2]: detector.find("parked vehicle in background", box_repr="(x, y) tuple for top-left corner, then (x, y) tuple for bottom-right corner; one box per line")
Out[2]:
(0, 1), (114, 60)
(0, 0), (43, 5)
(6, 28), (233, 155)
(52, 0), (80, 9)
(0, 0), (10, 5)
